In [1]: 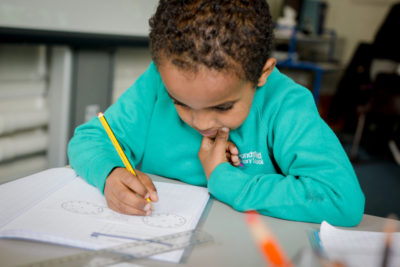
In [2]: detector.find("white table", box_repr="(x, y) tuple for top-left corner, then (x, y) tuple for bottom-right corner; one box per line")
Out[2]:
(0, 173), (393, 267)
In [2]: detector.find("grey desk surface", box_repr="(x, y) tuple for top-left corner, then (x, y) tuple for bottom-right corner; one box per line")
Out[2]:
(0, 174), (393, 267)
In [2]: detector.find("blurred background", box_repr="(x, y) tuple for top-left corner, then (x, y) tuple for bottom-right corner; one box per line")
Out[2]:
(0, 0), (399, 217)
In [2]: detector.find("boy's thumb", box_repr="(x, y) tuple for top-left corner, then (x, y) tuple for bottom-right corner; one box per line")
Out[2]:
(215, 127), (229, 149)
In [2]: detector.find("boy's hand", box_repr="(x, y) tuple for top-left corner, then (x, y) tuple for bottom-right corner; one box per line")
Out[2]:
(227, 140), (241, 167)
(104, 168), (158, 216)
(198, 127), (241, 180)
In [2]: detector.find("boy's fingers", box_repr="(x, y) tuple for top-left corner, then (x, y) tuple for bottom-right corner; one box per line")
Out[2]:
(214, 127), (229, 152)
(106, 190), (149, 216)
(120, 171), (148, 197)
(200, 135), (214, 151)
(104, 168), (152, 216)
(113, 182), (149, 209)
(226, 152), (240, 166)
(106, 179), (151, 215)
(136, 170), (159, 202)
(227, 141), (239, 155)
(231, 154), (240, 166)
(108, 168), (147, 197)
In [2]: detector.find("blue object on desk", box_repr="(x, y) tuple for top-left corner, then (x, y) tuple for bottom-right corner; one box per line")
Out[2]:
(307, 229), (328, 260)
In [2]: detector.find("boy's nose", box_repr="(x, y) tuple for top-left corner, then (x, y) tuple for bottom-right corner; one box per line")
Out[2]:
(191, 110), (215, 131)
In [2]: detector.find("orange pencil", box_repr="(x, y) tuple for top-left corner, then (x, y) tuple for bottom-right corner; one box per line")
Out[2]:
(381, 214), (398, 267)
(245, 211), (292, 267)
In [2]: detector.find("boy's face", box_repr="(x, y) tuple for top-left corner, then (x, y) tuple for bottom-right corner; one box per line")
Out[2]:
(159, 60), (256, 138)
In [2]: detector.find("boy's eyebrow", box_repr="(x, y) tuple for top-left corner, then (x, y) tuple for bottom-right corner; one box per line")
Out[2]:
(166, 91), (239, 108)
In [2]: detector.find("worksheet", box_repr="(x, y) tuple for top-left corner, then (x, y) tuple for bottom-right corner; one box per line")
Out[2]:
(320, 221), (400, 267)
(0, 168), (210, 263)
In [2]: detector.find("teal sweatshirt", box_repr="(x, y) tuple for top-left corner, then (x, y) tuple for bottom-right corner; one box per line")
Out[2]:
(68, 62), (365, 226)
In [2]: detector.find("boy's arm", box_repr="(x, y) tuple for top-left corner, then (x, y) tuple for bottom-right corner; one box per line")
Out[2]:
(207, 91), (365, 227)
(68, 62), (162, 192)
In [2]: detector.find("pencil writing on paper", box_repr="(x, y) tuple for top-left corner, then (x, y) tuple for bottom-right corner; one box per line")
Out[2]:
(97, 112), (151, 203)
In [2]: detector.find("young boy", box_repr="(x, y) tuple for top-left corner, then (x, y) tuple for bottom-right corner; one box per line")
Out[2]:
(68, 0), (365, 226)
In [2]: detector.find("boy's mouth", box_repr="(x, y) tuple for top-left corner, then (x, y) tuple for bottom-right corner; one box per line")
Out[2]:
(198, 129), (218, 138)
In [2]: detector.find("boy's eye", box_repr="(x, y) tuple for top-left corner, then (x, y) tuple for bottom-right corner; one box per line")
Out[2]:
(173, 100), (188, 108)
(213, 105), (233, 112)
(172, 97), (233, 112)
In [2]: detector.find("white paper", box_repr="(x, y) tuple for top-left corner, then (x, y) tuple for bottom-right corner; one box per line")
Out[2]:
(320, 221), (400, 267)
(0, 168), (210, 263)
(0, 168), (75, 228)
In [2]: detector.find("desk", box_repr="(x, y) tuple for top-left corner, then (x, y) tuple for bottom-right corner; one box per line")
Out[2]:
(0, 173), (393, 267)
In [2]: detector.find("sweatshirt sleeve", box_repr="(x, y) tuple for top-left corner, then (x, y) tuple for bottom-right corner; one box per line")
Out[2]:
(207, 89), (365, 227)
(68, 62), (162, 192)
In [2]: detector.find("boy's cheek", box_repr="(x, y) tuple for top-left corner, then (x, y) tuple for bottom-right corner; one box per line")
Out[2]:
(175, 107), (191, 125)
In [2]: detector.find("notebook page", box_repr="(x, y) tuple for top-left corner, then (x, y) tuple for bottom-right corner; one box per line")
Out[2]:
(0, 176), (210, 263)
(320, 221), (400, 267)
(0, 167), (76, 228)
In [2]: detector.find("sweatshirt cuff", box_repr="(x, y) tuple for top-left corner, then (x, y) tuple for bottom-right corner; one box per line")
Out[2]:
(207, 162), (249, 207)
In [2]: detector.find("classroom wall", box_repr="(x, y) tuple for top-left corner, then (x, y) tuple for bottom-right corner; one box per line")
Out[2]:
(113, 48), (152, 102)
(272, 0), (396, 96)
(0, 0), (158, 37)
(0, 45), (49, 183)
(273, 0), (395, 65)
(0, 45), (153, 182)
(324, 0), (394, 65)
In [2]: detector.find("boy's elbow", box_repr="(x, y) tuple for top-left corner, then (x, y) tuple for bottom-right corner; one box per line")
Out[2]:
(345, 192), (365, 227)
(328, 191), (365, 227)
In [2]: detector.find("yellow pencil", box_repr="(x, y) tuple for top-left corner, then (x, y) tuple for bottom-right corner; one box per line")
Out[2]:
(97, 112), (151, 203)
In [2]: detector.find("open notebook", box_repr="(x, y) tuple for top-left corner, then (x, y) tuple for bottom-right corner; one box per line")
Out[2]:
(0, 167), (210, 263)
(314, 221), (400, 267)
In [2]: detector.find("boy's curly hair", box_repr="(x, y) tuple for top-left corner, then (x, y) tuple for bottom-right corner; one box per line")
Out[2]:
(149, 0), (274, 86)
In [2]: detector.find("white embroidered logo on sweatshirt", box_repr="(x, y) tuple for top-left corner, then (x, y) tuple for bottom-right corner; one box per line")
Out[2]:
(239, 151), (264, 165)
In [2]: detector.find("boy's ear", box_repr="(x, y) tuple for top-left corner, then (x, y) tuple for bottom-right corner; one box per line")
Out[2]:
(257, 58), (277, 87)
